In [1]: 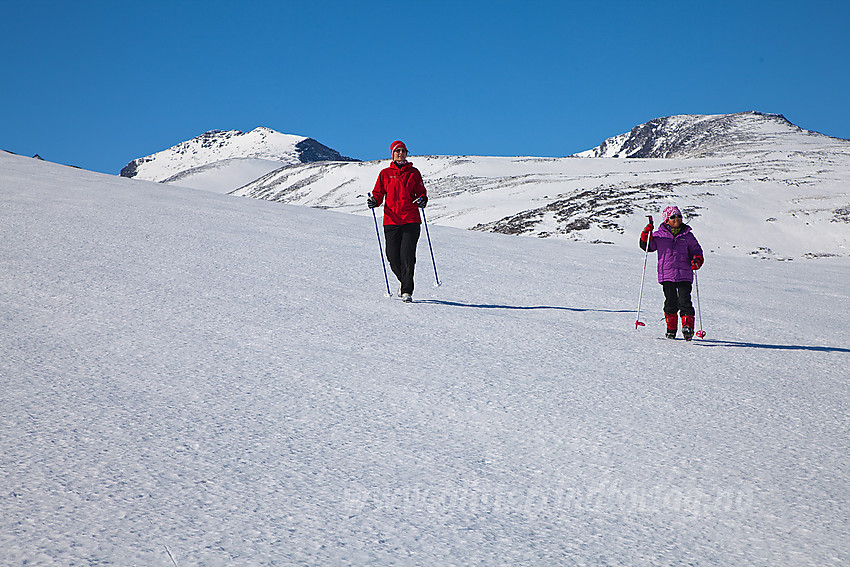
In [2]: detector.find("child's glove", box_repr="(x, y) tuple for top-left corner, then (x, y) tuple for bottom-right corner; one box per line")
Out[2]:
(366, 195), (379, 209)
(691, 255), (704, 270)
(414, 195), (428, 208)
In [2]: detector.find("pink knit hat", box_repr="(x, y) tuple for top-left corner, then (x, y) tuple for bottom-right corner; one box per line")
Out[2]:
(390, 140), (407, 156)
(662, 206), (682, 223)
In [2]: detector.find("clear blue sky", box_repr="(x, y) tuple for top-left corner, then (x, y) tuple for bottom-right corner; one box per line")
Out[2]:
(3, 0), (849, 174)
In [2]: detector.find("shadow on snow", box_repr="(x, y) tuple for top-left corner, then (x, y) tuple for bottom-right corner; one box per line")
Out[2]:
(417, 299), (632, 314)
(421, 300), (850, 353)
(697, 339), (850, 353)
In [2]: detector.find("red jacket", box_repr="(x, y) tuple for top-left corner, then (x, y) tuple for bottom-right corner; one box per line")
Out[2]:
(372, 161), (427, 225)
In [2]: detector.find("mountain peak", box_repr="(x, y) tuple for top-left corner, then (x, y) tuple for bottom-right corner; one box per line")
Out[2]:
(119, 127), (357, 191)
(574, 111), (846, 159)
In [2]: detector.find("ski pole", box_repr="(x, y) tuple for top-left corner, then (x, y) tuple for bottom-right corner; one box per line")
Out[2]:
(419, 204), (441, 287)
(694, 270), (706, 338)
(635, 215), (653, 329)
(372, 208), (392, 296)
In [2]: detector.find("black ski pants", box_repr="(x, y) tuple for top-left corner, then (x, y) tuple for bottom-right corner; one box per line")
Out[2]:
(384, 223), (420, 295)
(662, 281), (695, 317)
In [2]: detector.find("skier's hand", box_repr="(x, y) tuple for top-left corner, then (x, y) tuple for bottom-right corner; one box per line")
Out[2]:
(414, 195), (428, 208)
(691, 255), (704, 270)
(640, 223), (653, 242)
(367, 195), (379, 209)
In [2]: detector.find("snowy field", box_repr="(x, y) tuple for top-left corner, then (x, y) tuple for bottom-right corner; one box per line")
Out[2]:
(2, 151), (849, 565)
(232, 151), (850, 261)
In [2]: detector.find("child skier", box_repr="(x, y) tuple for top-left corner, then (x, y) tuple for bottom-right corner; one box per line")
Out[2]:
(639, 206), (704, 340)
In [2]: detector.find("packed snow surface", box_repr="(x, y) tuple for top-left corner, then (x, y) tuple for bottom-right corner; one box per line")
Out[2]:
(2, 151), (849, 565)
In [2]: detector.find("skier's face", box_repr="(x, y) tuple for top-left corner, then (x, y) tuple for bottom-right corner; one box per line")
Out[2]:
(667, 214), (683, 227)
(393, 147), (408, 162)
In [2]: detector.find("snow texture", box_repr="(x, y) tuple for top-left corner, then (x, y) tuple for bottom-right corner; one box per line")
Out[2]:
(1, 150), (849, 565)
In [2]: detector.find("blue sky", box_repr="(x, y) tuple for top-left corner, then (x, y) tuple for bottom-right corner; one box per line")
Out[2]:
(3, 0), (849, 174)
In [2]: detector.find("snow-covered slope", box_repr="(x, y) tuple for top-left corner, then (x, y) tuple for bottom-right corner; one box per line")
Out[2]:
(231, 113), (850, 260)
(2, 150), (849, 565)
(574, 111), (846, 159)
(120, 127), (356, 193)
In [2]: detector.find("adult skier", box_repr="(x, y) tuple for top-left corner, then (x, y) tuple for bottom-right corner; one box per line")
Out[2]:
(367, 140), (428, 302)
(639, 206), (704, 340)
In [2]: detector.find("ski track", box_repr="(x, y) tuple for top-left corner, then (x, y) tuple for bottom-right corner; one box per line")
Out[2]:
(1, 153), (849, 565)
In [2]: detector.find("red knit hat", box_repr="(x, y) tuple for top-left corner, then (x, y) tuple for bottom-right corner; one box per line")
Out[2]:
(390, 140), (407, 156)
(662, 206), (682, 223)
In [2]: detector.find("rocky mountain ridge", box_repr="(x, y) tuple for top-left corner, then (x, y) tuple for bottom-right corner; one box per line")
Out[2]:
(119, 127), (356, 192)
(574, 111), (847, 159)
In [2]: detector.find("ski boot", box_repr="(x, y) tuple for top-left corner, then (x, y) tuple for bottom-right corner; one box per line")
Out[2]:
(665, 313), (678, 339)
(682, 315), (695, 341)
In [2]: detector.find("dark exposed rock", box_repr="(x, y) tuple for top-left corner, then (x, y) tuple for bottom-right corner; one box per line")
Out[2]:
(473, 181), (710, 237)
(295, 138), (357, 163)
(833, 206), (850, 223)
(120, 157), (153, 178)
(120, 160), (139, 178)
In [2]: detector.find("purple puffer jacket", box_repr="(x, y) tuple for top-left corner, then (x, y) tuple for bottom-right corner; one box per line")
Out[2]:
(646, 223), (703, 283)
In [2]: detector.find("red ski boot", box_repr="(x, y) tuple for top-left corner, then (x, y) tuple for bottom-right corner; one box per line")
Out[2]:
(682, 315), (695, 341)
(665, 313), (678, 339)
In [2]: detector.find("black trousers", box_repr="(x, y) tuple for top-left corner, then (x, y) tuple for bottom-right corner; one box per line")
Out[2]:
(662, 281), (695, 317)
(384, 223), (420, 295)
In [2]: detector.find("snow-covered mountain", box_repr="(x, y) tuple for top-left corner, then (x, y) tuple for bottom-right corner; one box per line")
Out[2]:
(574, 111), (844, 159)
(120, 127), (356, 193)
(2, 148), (849, 565)
(230, 113), (850, 260)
